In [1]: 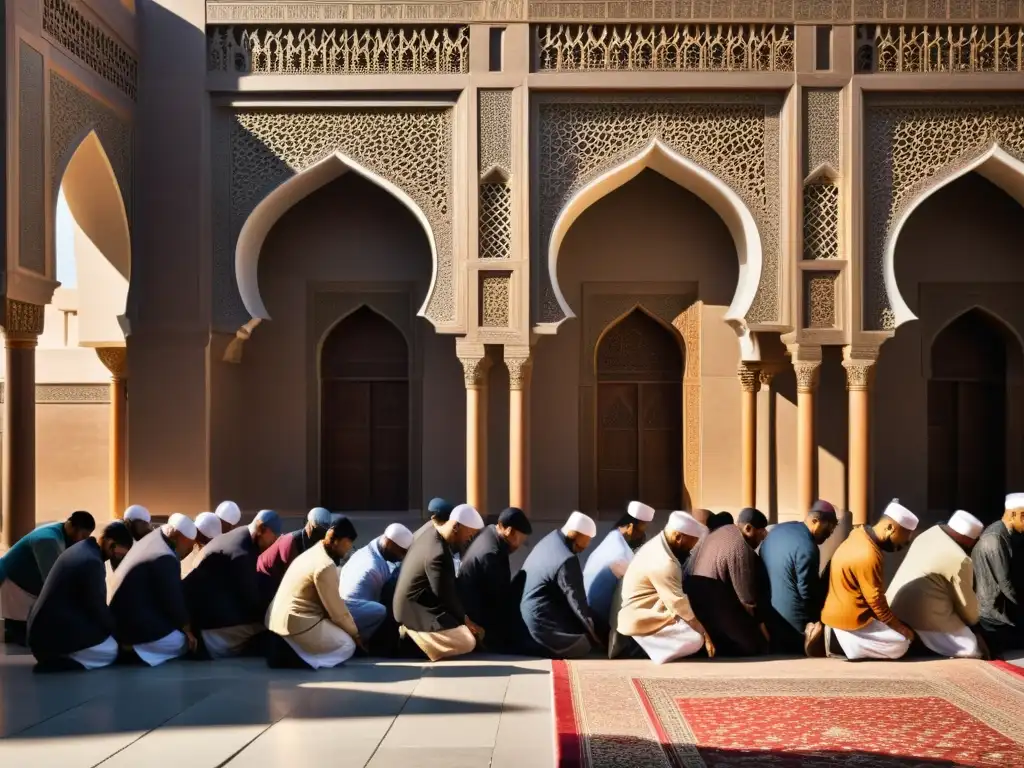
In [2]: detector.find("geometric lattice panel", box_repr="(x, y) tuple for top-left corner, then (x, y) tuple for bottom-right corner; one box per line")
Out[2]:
(479, 182), (511, 259)
(802, 182), (840, 260)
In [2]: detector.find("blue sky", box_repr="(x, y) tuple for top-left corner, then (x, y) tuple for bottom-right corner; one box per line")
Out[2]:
(55, 189), (77, 287)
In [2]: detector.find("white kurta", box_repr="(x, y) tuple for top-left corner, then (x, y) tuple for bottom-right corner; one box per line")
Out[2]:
(917, 625), (982, 659)
(831, 619), (911, 661)
(583, 529), (634, 622)
(634, 619), (704, 664)
(134, 630), (189, 667)
(69, 636), (119, 670)
(285, 627), (356, 669)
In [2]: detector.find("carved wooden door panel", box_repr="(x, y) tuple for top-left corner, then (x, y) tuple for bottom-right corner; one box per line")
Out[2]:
(322, 380), (372, 511)
(639, 382), (682, 511)
(597, 383), (639, 514)
(956, 381), (1005, 520)
(370, 380), (410, 512)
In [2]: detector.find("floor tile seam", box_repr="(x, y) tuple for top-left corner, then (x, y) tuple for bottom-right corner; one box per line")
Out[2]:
(2, 689), (110, 739)
(360, 669), (422, 767)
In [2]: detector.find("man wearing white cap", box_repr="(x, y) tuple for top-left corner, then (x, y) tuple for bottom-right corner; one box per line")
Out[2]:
(215, 500), (242, 533)
(519, 512), (603, 658)
(180, 512), (224, 579)
(817, 500), (918, 660)
(122, 505), (153, 542)
(618, 511), (711, 663)
(340, 523), (414, 652)
(108, 513), (198, 666)
(393, 504), (485, 661)
(583, 501), (654, 626)
(886, 510), (987, 659)
(972, 493), (1024, 657)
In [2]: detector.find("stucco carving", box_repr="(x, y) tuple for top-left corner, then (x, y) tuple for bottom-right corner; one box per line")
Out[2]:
(505, 355), (531, 390)
(214, 107), (454, 330)
(19, 43), (46, 275)
(738, 364), (761, 393)
(479, 183), (511, 260)
(536, 94), (781, 326)
(43, 0), (138, 100)
(804, 89), (840, 177)
(0, 383), (109, 403)
(804, 271), (838, 329)
(49, 72), (132, 222)
(478, 90), (513, 262)
(480, 272), (511, 327)
(2, 300), (45, 336)
(865, 97), (1024, 330)
(793, 360), (821, 393)
(857, 24), (1024, 74)
(803, 183), (839, 260)
(479, 90), (512, 179)
(459, 354), (491, 388)
(95, 346), (127, 378)
(208, 25), (469, 74)
(843, 359), (875, 391)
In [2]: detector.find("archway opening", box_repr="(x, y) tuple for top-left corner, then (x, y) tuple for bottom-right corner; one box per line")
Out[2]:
(320, 306), (410, 512)
(595, 308), (684, 513)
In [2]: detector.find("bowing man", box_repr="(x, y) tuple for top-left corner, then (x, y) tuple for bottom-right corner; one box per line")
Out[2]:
(180, 512), (224, 579)
(520, 512), (603, 659)
(583, 501), (654, 626)
(183, 509), (282, 659)
(340, 523), (412, 647)
(394, 504), (485, 661)
(215, 500), (242, 533)
(0, 511), (95, 645)
(123, 505), (153, 542)
(887, 510), (987, 659)
(818, 499), (917, 660)
(415, 498), (455, 539)
(457, 507), (533, 653)
(972, 493), (1024, 656)
(618, 511), (711, 663)
(27, 521), (134, 671)
(257, 507), (334, 589)
(109, 514), (198, 666)
(265, 518), (364, 669)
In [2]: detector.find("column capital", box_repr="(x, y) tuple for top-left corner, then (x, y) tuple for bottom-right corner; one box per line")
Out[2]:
(842, 345), (879, 392)
(505, 356), (532, 390)
(793, 360), (822, 393)
(1, 299), (44, 346)
(96, 347), (128, 379)
(737, 363), (761, 393)
(459, 354), (492, 389)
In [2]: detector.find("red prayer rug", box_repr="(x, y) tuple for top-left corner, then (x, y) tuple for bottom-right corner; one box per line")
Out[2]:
(552, 658), (1024, 767)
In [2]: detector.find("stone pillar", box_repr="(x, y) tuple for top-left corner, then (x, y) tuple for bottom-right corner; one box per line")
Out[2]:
(505, 351), (532, 512)
(843, 348), (877, 526)
(793, 357), (822, 517)
(738, 363), (761, 508)
(1, 301), (44, 547)
(459, 346), (491, 515)
(96, 348), (128, 520)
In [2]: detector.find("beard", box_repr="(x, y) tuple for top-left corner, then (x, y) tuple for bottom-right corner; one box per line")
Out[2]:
(879, 538), (904, 553)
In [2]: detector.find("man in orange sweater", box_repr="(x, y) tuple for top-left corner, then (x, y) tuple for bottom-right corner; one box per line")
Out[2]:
(814, 500), (918, 660)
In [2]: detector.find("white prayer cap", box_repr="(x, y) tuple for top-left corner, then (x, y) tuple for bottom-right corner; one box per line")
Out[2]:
(627, 501), (655, 523)
(882, 499), (919, 531)
(195, 512), (222, 541)
(665, 511), (707, 539)
(123, 505), (150, 523)
(166, 513), (197, 541)
(562, 511), (597, 538)
(450, 503), (484, 530)
(948, 510), (984, 539)
(1005, 493), (1024, 510)
(384, 523), (414, 549)
(215, 500), (241, 525)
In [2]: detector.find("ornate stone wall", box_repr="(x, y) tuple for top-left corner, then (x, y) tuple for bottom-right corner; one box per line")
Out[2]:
(534, 93), (782, 327)
(43, 0), (138, 100)
(19, 43), (46, 275)
(478, 89), (513, 261)
(857, 24), (1024, 74)
(802, 89), (841, 263)
(804, 271), (838, 329)
(480, 272), (511, 327)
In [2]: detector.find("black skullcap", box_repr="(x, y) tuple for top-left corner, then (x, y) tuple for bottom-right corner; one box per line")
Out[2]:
(809, 499), (838, 523)
(498, 507), (533, 535)
(707, 511), (734, 531)
(737, 507), (768, 528)
(428, 497), (455, 521)
(101, 520), (134, 549)
(329, 515), (358, 542)
(68, 510), (96, 532)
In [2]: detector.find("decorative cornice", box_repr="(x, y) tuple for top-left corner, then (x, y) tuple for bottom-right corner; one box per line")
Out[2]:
(738, 364), (761, 394)
(0, 383), (110, 403)
(95, 347), (128, 379)
(793, 360), (822, 393)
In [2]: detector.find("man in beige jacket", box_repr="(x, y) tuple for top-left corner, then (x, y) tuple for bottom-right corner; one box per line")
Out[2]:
(617, 511), (711, 664)
(265, 518), (363, 669)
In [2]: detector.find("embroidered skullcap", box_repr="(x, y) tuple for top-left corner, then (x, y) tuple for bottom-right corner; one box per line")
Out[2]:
(307, 507), (333, 529)
(1005, 493), (1024, 510)
(167, 513), (197, 541)
(737, 507), (768, 528)
(882, 499), (919, 531)
(499, 507), (533, 535)
(384, 523), (414, 550)
(195, 512), (222, 541)
(666, 511), (707, 539)
(215, 500), (242, 526)
(450, 503), (484, 530)
(948, 510), (984, 539)
(252, 509), (282, 536)
(123, 505), (151, 523)
(427, 497), (455, 521)
(562, 511), (597, 538)
(627, 501), (655, 523)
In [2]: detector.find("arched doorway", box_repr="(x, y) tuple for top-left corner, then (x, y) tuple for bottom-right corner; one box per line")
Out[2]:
(928, 308), (1016, 519)
(320, 307), (409, 511)
(595, 309), (684, 513)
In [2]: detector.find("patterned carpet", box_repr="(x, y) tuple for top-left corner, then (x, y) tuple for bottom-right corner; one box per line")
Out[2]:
(552, 657), (1024, 767)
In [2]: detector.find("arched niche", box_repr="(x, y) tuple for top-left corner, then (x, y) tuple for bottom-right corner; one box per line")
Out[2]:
(546, 140), (764, 344)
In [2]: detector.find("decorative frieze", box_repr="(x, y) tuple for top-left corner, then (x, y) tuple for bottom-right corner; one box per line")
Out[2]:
(19, 43), (46, 275)
(857, 25), (1024, 74)
(0, 383), (111, 403)
(43, 0), (138, 100)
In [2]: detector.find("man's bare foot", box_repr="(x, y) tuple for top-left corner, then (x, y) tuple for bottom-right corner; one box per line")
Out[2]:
(804, 622), (826, 657)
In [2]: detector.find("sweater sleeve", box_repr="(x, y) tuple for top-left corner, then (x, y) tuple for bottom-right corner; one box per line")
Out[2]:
(556, 559), (594, 628)
(154, 556), (191, 629)
(32, 538), (64, 587)
(728, 544), (760, 608)
(857, 549), (896, 625)
(650, 561), (695, 624)
(952, 557), (981, 627)
(315, 564), (360, 639)
(793, 543), (820, 606)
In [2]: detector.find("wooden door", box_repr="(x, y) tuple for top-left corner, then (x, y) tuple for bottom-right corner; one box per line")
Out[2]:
(639, 382), (682, 510)
(597, 383), (639, 513)
(956, 381), (1005, 517)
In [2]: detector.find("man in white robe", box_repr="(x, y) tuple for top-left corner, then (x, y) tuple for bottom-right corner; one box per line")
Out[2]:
(215, 500), (242, 533)
(583, 501), (654, 625)
(123, 505), (153, 542)
(340, 523), (413, 644)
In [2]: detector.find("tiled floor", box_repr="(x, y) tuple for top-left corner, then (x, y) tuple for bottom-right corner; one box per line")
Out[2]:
(0, 646), (554, 768)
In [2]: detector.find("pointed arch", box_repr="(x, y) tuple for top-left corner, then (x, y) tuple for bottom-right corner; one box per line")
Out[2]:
(547, 140), (764, 336)
(235, 152), (440, 326)
(887, 144), (1024, 330)
(592, 303), (686, 375)
(928, 305), (1024, 371)
(318, 304), (410, 380)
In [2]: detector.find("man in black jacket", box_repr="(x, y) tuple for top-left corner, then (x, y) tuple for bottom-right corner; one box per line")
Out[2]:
(27, 521), (134, 670)
(183, 509), (282, 658)
(109, 513), (198, 666)
(394, 504), (485, 660)
(457, 507), (533, 653)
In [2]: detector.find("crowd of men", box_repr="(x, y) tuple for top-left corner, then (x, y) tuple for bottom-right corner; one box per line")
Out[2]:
(0, 490), (1021, 670)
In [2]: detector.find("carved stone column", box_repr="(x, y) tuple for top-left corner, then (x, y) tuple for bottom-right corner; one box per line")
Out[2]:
(506, 351), (532, 513)
(843, 348), (877, 526)
(2, 301), (44, 547)
(793, 352), (822, 517)
(738, 363), (761, 508)
(459, 347), (491, 515)
(96, 347), (128, 521)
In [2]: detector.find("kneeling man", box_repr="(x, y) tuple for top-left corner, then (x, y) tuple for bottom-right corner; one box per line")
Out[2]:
(340, 523), (412, 645)
(618, 511), (711, 663)
(887, 510), (987, 658)
(265, 518), (363, 669)
(583, 501), (653, 627)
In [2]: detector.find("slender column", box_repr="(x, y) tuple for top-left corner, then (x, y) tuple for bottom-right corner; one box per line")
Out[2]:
(506, 352), (532, 512)
(738, 363), (761, 508)
(96, 348), (128, 520)
(843, 349), (877, 526)
(459, 349), (491, 514)
(1, 301), (44, 548)
(793, 359), (822, 516)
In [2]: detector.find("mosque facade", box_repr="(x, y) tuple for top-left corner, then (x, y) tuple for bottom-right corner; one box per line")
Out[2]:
(3, 1), (1024, 543)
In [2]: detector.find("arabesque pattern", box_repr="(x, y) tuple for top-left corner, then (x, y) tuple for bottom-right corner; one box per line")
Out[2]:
(480, 273), (511, 327)
(803, 89), (841, 177)
(858, 25), (1024, 74)
(43, 0), (138, 100)
(804, 272), (838, 329)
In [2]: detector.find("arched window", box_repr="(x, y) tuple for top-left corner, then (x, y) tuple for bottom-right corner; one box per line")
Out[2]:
(320, 307), (409, 511)
(595, 309), (684, 513)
